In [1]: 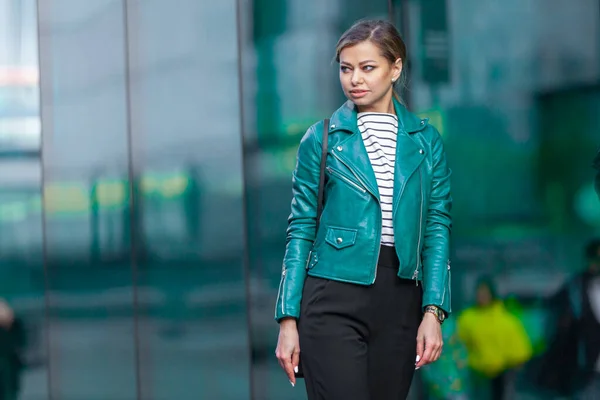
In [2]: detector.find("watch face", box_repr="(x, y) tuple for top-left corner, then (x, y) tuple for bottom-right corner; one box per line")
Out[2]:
(428, 306), (444, 322)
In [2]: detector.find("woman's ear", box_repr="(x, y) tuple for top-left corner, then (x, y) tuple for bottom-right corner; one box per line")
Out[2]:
(393, 58), (403, 82)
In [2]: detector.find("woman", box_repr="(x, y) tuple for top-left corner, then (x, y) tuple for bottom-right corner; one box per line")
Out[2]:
(275, 19), (452, 399)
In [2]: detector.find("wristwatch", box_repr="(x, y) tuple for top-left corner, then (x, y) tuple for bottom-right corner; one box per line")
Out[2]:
(424, 305), (446, 325)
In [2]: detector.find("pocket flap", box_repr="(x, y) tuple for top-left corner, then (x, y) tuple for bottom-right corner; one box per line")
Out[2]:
(325, 226), (357, 250)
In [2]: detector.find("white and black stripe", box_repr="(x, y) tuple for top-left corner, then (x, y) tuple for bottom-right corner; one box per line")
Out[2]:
(357, 112), (398, 246)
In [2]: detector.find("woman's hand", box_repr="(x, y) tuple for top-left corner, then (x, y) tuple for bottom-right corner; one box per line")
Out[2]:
(415, 313), (443, 369)
(275, 318), (300, 386)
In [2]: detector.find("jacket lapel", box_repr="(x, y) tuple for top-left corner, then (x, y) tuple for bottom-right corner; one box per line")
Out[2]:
(332, 132), (380, 199)
(392, 102), (426, 217)
(393, 129), (424, 217)
(328, 100), (427, 204)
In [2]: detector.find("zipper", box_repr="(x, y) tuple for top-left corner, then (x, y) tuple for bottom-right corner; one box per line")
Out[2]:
(441, 259), (450, 306)
(305, 250), (312, 270)
(448, 261), (451, 307)
(277, 268), (287, 315)
(331, 150), (380, 283)
(373, 216), (382, 284)
(331, 151), (371, 196)
(413, 168), (424, 286)
(326, 166), (366, 193)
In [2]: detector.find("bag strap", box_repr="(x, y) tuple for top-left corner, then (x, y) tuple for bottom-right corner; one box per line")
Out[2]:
(315, 119), (329, 235)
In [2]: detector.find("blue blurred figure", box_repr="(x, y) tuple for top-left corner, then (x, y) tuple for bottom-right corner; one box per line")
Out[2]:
(535, 240), (600, 399)
(594, 148), (599, 200)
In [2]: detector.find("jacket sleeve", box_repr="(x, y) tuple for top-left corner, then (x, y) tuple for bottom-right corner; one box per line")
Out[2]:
(594, 147), (600, 200)
(421, 129), (453, 315)
(274, 123), (322, 322)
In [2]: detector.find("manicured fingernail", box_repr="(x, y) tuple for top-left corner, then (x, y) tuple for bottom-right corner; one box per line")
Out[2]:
(415, 366), (420, 370)
(290, 380), (295, 387)
(415, 355), (421, 363)
(294, 366), (298, 373)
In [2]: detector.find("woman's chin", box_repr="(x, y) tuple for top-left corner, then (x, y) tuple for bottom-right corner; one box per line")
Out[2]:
(349, 97), (372, 108)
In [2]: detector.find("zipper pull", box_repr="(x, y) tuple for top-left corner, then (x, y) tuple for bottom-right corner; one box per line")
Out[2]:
(413, 269), (419, 286)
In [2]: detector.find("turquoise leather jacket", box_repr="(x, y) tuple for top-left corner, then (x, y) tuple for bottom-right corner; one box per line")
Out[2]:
(275, 99), (452, 322)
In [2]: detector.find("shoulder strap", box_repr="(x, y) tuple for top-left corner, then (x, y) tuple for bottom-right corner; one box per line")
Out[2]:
(315, 119), (329, 235)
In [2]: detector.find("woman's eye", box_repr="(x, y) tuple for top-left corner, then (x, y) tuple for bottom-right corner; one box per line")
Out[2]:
(340, 66), (350, 73)
(363, 65), (375, 71)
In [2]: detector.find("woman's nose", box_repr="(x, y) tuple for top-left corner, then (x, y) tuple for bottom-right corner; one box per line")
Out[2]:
(351, 71), (363, 85)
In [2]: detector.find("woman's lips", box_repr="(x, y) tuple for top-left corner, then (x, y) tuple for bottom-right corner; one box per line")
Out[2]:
(350, 90), (369, 98)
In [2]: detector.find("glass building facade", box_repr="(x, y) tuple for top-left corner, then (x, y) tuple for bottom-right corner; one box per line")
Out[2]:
(0, 0), (598, 399)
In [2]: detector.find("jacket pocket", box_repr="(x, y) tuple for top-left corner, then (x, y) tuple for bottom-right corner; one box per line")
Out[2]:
(325, 226), (357, 250)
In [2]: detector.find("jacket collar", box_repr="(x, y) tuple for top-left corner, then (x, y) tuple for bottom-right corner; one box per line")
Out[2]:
(328, 98), (428, 134)
(327, 98), (428, 203)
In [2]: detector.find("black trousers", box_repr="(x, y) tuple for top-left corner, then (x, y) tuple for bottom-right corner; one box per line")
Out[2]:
(298, 246), (423, 400)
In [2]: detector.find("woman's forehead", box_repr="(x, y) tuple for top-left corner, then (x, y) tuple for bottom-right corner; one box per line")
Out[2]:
(339, 41), (384, 63)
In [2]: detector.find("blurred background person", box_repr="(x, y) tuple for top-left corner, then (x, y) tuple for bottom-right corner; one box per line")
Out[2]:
(535, 239), (600, 399)
(594, 148), (600, 200)
(0, 299), (25, 400)
(457, 276), (533, 400)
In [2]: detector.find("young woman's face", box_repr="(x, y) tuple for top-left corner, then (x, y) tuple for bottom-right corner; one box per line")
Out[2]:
(338, 40), (402, 114)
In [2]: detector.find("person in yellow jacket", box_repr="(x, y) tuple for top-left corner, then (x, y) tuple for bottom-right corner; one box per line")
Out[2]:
(457, 276), (533, 400)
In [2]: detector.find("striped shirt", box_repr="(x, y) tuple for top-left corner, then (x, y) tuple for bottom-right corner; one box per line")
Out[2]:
(357, 112), (398, 246)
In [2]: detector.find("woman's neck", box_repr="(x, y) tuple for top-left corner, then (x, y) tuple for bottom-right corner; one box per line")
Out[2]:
(356, 99), (395, 115)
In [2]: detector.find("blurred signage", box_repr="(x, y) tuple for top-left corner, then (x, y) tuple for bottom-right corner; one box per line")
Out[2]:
(0, 116), (40, 150)
(0, 171), (194, 223)
(419, 0), (451, 84)
(0, 66), (40, 155)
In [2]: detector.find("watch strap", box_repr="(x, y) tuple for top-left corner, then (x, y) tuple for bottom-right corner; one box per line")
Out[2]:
(424, 305), (444, 324)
